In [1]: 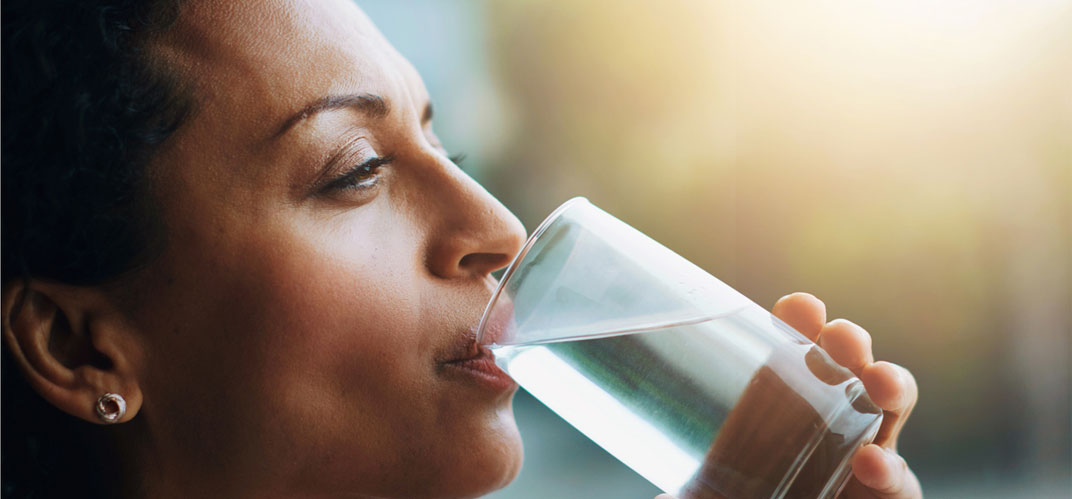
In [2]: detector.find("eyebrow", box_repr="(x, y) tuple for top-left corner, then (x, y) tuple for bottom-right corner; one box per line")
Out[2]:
(273, 93), (390, 139)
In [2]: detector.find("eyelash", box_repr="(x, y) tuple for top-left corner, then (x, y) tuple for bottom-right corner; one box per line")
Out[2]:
(322, 150), (464, 193)
(325, 155), (394, 192)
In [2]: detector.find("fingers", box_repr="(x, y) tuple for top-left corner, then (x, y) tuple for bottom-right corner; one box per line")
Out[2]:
(818, 319), (874, 375)
(858, 362), (910, 413)
(851, 445), (906, 494)
(773, 293), (923, 498)
(860, 362), (918, 450)
(842, 444), (923, 498)
(772, 292), (827, 341)
(815, 317), (918, 450)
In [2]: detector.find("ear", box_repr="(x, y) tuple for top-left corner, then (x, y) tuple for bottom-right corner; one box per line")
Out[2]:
(2, 279), (144, 425)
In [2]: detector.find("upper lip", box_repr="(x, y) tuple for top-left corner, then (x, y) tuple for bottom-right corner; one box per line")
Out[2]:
(439, 277), (514, 364)
(439, 304), (514, 364)
(440, 327), (483, 364)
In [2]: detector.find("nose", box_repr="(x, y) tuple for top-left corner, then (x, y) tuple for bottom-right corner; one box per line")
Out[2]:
(422, 160), (526, 280)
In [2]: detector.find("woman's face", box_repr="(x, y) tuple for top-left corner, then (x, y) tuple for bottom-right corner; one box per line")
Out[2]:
(120, 0), (526, 496)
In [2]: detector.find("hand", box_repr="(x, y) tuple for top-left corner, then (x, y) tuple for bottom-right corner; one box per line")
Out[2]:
(772, 292), (921, 498)
(655, 292), (921, 499)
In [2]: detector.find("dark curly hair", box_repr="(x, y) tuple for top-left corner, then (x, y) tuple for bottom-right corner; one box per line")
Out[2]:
(2, 0), (192, 497)
(2, 0), (190, 285)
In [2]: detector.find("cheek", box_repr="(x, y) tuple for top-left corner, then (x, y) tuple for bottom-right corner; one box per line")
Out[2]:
(237, 209), (509, 491)
(257, 244), (432, 419)
(243, 214), (521, 493)
(248, 211), (435, 419)
(140, 203), (437, 474)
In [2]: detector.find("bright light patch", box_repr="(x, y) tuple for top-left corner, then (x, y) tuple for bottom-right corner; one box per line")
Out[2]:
(508, 346), (701, 494)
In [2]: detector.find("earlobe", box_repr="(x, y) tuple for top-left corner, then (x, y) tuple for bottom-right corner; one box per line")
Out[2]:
(2, 280), (143, 425)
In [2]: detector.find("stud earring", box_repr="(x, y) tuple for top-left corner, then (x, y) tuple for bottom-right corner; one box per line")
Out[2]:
(95, 393), (126, 423)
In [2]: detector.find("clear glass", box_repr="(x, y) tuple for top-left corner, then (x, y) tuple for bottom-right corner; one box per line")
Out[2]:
(477, 198), (883, 499)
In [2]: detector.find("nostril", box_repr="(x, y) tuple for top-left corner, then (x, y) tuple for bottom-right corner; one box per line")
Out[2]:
(459, 252), (511, 274)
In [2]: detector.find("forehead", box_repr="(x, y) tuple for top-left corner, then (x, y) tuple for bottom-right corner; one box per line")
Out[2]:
(154, 0), (425, 139)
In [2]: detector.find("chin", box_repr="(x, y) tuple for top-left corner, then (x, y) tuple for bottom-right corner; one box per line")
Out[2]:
(440, 406), (525, 499)
(471, 421), (525, 497)
(487, 430), (525, 494)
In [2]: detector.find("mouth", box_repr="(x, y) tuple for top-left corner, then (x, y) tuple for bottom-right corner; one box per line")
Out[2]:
(440, 329), (516, 393)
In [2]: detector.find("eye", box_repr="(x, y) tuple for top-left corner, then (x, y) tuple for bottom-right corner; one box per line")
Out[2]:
(323, 155), (394, 192)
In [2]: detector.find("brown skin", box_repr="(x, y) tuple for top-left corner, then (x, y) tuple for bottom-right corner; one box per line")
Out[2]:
(122, 1), (527, 497)
(6, 1), (524, 498)
(1, 1), (920, 498)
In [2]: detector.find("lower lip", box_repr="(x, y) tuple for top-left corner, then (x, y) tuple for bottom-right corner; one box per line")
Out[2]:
(442, 349), (517, 393)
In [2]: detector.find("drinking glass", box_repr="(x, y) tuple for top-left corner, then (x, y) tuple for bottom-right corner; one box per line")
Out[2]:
(477, 197), (882, 499)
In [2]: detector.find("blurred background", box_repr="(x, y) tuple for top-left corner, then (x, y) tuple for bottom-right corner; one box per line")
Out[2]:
(360, 1), (1071, 497)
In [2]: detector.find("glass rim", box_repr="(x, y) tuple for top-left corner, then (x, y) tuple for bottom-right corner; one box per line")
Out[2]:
(475, 196), (590, 344)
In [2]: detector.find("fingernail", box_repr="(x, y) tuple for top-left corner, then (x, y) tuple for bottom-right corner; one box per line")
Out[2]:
(893, 366), (908, 408)
(879, 363), (905, 409)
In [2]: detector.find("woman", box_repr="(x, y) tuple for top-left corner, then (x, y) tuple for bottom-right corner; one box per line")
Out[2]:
(1, 0), (922, 497)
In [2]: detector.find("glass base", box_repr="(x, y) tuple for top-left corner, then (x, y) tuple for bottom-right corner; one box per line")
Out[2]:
(786, 382), (884, 499)
(677, 347), (884, 499)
